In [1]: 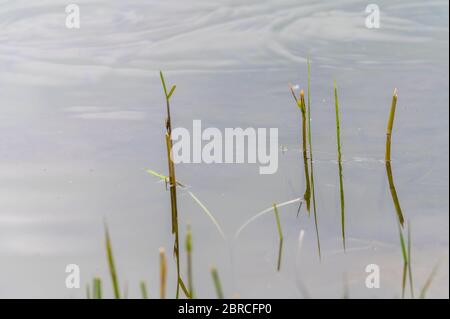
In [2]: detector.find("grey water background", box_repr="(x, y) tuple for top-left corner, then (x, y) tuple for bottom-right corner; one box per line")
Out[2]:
(0, 0), (448, 298)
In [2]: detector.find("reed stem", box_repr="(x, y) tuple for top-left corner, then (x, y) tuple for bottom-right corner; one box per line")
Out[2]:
(160, 71), (182, 298)
(289, 85), (311, 214)
(307, 58), (321, 260)
(273, 203), (284, 271)
(385, 89), (404, 227)
(334, 81), (346, 251)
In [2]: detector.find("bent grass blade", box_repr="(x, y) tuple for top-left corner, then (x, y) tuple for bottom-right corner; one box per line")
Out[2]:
(235, 197), (303, 238)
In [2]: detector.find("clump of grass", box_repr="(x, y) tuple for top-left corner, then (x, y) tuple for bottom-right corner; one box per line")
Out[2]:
(140, 281), (149, 299)
(307, 58), (321, 260)
(289, 85), (311, 214)
(93, 277), (102, 299)
(186, 224), (195, 298)
(333, 81), (346, 251)
(211, 266), (224, 299)
(273, 203), (284, 271)
(159, 247), (167, 299)
(104, 223), (120, 299)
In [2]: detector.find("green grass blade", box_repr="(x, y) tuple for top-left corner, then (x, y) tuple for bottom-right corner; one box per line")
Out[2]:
(420, 260), (442, 299)
(140, 281), (149, 299)
(104, 223), (120, 299)
(188, 191), (226, 239)
(334, 81), (346, 251)
(211, 266), (224, 299)
(273, 203), (284, 271)
(235, 198), (302, 238)
(307, 57), (321, 260)
(407, 223), (414, 298)
(93, 277), (102, 299)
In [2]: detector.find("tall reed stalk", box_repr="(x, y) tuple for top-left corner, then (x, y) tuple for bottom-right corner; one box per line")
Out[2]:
(289, 85), (311, 213)
(273, 203), (284, 271)
(334, 81), (346, 251)
(307, 58), (321, 260)
(160, 71), (185, 298)
(385, 89), (404, 226)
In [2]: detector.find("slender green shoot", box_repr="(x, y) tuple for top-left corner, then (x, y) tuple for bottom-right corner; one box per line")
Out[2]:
(159, 247), (167, 299)
(288, 85), (311, 214)
(211, 266), (224, 299)
(397, 218), (408, 298)
(188, 191), (226, 239)
(160, 71), (183, 298)
(186, 224), (195, 298)
(420, 260), (442, 299)
(407, 222), (414, 298)
(93, 277), (102, 299)
(140, 281), (149, 299)
(235, 197), (302, 238)
(104, 223), (120, 299)
(334, 81), (346, 251)
(385, 89), (404, 227)
(307, 58), (321, 260)
(273, 203), (284, 271)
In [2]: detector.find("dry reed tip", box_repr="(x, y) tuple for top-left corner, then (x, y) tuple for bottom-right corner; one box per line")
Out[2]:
(300, 89), (305, 98)
(393, 88), (398, 97)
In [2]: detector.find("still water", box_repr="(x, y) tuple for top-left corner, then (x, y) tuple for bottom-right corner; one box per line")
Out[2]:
(0, 0), (448, 298)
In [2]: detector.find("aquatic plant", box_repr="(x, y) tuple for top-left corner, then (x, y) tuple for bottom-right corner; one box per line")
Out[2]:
(333, 81), (346, 251)
(186, 224), (195, 298)
(289, 85), (311, 214)
(273, 203), (284, 271)
(307, 58), (321, 260)
(211, 266), (224, 299)
(105, 223), (120, 299)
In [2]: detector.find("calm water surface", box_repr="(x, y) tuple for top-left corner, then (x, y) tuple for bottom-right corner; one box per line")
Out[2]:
(0, 0), (448, 298)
